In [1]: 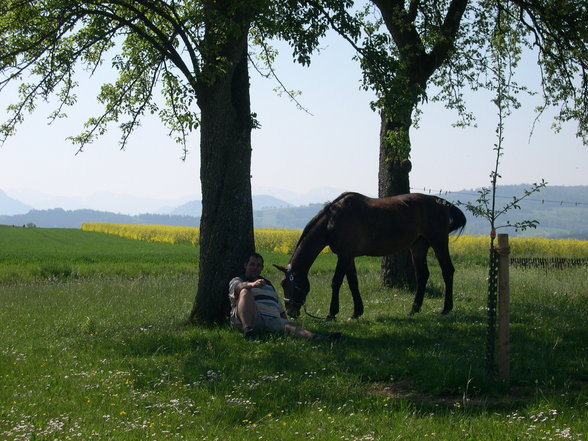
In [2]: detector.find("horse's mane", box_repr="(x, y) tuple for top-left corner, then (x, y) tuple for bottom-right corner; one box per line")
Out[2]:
(294, 192), (364, 249)
(293, 192), (354, 250)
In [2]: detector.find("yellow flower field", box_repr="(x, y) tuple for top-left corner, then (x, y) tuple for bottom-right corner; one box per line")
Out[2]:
(81, 223), (588, 258)
(81, 223), (198, 246)
(81, 223), (305, 254)
(449, 235), (588, 258)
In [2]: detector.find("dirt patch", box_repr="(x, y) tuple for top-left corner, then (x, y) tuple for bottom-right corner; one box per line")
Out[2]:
(368, 380), (533, 408)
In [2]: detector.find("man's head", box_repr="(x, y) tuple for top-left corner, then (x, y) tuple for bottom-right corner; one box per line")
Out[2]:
(243, 253), (264, 280)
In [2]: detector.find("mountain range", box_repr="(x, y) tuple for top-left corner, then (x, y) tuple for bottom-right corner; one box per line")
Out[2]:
(1, 186), (345, 215)
(0, 189), (32, 215)
(169, 194), (293, 217)
(1, 185), (587, 239)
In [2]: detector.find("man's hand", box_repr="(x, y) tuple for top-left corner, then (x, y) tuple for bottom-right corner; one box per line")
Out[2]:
(235, 278), (265, 300)
(248, 278), (265, 289)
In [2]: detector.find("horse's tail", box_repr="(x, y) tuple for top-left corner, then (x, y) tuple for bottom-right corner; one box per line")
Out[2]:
(448, 203), (467, 235)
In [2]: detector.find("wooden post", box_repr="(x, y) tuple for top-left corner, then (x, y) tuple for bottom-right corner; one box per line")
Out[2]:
(497, 233), (510, 381)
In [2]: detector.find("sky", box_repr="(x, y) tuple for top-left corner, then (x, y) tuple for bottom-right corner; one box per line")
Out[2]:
(0, 31), (586, 213)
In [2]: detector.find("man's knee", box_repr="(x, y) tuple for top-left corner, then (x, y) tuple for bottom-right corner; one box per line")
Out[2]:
(237, 288), (255, 306)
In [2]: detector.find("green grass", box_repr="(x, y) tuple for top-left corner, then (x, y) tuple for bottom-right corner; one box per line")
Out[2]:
(0, 227), (199, 282)
(1, 228), (587, 440)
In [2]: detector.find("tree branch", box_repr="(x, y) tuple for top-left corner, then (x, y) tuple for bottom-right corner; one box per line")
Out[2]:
(78, 1), (199, 90)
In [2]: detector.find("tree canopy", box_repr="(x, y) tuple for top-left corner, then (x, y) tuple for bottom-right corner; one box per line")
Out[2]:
(318, 0), (587, 147)
(1, 0), (247, 151)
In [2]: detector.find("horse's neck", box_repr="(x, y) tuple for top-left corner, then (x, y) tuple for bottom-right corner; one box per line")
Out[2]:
(290, 220), (329, 276)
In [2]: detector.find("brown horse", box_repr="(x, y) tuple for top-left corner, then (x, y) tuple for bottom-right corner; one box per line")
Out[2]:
(274, 192), (466, 319)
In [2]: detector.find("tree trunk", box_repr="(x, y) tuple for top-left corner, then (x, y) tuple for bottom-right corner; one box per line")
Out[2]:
(378, 111), (416, 288)
(188, 28), (255, 324)
(372, 0), (469, 290)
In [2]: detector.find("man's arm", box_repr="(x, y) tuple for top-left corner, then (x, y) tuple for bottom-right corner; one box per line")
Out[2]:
(232, 278), (266, 300)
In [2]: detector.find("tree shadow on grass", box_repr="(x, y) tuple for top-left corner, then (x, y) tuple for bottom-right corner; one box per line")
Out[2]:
(97, 302), (587, 421)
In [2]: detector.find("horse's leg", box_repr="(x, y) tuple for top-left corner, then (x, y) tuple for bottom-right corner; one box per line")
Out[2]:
(431, 239), (455, 314)
(409, 238), (430, 315)
(327, 257), (348, 320)
(346, 259), (363, 319)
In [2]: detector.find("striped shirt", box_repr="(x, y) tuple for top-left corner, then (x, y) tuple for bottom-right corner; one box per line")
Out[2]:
(229, 276), (285, 319)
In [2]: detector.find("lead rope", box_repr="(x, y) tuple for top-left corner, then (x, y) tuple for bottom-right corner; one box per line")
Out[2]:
(303, 305), (327, 321)
(287, 270), (328, 321)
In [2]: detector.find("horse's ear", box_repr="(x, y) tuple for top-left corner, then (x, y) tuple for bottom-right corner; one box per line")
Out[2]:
(273, 264), (288, 274)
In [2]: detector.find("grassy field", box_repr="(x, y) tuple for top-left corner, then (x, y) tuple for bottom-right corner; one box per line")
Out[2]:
(1, 227), (587, 440)
(0, 227), (199, 283)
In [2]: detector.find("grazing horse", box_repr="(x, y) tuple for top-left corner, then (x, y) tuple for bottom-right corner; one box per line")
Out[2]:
(274, 192), (466, 319)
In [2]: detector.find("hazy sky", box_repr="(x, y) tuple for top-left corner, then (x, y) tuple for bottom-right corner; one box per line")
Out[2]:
(1, 32), (586, 209)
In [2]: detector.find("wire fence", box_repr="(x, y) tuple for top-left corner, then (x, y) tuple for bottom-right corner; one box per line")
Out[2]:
(411, 186), (588, 208)
(510, 257), (588, 269)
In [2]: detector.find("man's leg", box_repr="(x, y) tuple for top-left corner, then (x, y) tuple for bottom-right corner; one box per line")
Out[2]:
(236, 289), (257, 338)
(284, 321), (342, 341)
(284, 322), (316, 339)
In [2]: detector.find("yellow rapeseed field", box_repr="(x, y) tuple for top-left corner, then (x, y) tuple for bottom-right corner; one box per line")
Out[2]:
(448, 235), (588, 258)
(81, 223), (305, 254)
(81, 223), (198, 246)
(81, 223), (588, 258)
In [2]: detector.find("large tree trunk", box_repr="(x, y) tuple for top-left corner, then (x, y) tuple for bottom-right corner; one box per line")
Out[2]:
(372, 0), (469, 289)
(188, 26), (254, 324)
(378, 111), (416, 288)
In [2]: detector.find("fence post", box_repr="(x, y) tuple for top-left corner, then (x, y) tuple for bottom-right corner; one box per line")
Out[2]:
(497, 233), (510, 382)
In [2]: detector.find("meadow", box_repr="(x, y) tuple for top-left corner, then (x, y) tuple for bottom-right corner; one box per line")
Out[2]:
(0, 226), (587, 440)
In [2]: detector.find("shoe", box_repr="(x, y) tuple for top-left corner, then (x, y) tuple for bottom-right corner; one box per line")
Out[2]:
(312, 332), (341, 341)
(243, 327), (256, 340)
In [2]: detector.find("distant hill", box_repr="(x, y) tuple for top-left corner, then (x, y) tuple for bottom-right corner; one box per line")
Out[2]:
(0, 208), (199, 229)
(442, 185), (588, 239)
(171, 195), (292, 217)
(170, 200), (202, 217)
(1, 185), (586, 239)
(0, 189), (32, 215)
(254, 203), (324, 230)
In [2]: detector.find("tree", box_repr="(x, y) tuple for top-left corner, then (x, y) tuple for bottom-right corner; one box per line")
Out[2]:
(459, 5), (547, 374)
(307, 0), (587, 286)
(0, 0), (263, 323)
(1, 0), (343, 323)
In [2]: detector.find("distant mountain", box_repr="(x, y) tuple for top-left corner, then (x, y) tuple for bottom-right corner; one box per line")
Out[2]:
(171, 195), (292, 217)
(171, 200), (202, 217)
(442, 185), (588, 239)
(0, 189), (32, 215)
(253, 195), (293, 210)
(254, 203), (324, 229)
(4, 189), (197, 215)
(1, 185), (586, 239)
(251, 186), (354, 206)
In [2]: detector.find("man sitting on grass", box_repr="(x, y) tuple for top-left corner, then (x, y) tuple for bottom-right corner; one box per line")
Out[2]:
(229, 253), (341, 341)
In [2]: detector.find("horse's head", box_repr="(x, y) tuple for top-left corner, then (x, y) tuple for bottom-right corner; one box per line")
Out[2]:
(273, 264), (310, 318)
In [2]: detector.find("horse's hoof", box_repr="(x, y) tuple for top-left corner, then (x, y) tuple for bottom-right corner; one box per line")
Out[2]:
(408, 303), (421, 316)
(441, 308), (452, 315)
(349, 313), (362, 320)
(325, 315), (337, 322)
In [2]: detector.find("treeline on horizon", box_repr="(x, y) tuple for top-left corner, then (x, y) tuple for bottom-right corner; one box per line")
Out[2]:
(1, 185), (587, 239)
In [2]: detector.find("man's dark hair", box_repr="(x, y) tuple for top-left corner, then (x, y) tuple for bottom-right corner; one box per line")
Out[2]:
(244, 252), (264, 266)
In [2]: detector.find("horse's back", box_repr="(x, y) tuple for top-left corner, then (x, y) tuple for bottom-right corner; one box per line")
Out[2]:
(326, 192), (418, 255)
(326, 192), (460, 256)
